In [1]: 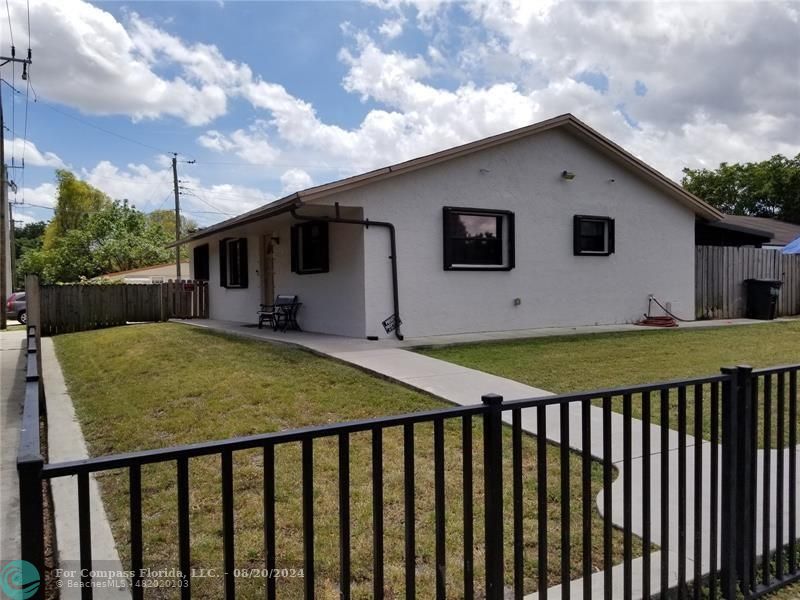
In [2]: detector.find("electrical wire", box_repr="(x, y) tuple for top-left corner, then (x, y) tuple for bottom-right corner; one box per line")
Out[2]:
(23, 72), (174, 155)
(4, 0), (13, 48)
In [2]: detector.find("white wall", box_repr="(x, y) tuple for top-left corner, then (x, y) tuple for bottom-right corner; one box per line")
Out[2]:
(188, 211), (367, 337)
(188, 126), (697, 339)
(345, 127), (696, 338)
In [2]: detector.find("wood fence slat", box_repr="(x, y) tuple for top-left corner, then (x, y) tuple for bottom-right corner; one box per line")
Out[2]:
(695, 245), (800, 320)
(33, 279), (209, 335)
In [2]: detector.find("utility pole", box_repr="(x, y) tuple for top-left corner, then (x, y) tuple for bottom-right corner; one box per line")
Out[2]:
(1, 78), (7, 329)
(171, 154), (182, 280)
(9, 204), (15, 291)
(1, 48), (32, 330)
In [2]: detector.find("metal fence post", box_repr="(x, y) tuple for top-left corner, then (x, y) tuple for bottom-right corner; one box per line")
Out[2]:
(482, 393), (504, 600)
(720, 365), (754, 599)
(736, 365), (756, 595)
(17, 456), (45, 598)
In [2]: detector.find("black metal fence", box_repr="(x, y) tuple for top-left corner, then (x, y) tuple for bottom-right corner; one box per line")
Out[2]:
(17, 327), (800, 599)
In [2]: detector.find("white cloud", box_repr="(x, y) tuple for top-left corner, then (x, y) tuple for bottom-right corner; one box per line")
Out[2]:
(7, 0), (227, 125)
(9, 0), (799, 208)
(197, 120), (280, 164)
(378, 16), (406, 40)
(280, 168), (313, 194)
(17, 182), (59, 208)
(3, 139), (66, 168)
(78, 161), (274, 225)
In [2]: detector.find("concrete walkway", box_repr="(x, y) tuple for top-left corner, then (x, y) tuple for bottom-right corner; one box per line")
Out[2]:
(41, 337), (129, 599)
(0, 329), (26, 564)
(181, 316), (797, 352)
(183, 319), (799, 599)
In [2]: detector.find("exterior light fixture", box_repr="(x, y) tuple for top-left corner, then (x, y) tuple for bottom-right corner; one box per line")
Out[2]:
(561, 170), (576, 180)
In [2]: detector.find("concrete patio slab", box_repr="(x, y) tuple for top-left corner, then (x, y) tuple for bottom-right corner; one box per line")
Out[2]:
(181, 316), (798, 353)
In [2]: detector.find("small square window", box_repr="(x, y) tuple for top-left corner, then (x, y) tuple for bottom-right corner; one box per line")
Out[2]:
(443, 207), (515, 270)
(573, 215), (615, 256)
(291, 221), (329, 274)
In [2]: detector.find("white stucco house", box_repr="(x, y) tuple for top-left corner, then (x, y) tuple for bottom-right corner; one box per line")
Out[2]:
(175, 114), (722, 340)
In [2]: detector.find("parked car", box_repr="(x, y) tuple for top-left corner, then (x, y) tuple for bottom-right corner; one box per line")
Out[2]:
(6, 291), (26, 324)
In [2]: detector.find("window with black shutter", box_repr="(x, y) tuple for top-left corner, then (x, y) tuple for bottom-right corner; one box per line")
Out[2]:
(442, 207), (515, 270)
(291, 221), (329, 274)
(573, 215), (615, 256)
(193, 244), (210, 280)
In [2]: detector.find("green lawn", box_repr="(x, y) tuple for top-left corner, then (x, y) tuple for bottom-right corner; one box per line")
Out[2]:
(768, 580), (800, 599)
(54, 323), (636, 600)
(418, 321), (800, 443)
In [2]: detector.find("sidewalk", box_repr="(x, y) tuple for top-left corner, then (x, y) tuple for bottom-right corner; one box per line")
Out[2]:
(0, 329), (26, 563)
(41, 337), (129, 599)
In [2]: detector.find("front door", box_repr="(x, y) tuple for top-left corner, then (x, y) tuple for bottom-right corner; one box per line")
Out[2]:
(261, 234), (275, 304)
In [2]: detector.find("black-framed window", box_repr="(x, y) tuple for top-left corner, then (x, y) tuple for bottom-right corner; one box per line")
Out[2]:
(193, 244), (209, 281)
(291, 221), (329, 274)
(219, 237), (248, 288)
(573, 215), (615, 256)
(443, 207), (515, 271)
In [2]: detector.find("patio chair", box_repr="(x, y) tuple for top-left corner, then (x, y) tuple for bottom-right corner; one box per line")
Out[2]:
(258, 295), (302, 332)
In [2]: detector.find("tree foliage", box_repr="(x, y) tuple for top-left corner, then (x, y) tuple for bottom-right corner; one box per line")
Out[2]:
(682, 154), (800, 224)
(12, 221), (47, 289)
(18, 172), (174, 283)
(43, 170), (112, 250)
(146, 209), (198, 241)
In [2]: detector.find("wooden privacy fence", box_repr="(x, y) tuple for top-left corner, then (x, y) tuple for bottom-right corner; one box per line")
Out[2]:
(28, 276), (209, 335)
(696, 246), (800, 319)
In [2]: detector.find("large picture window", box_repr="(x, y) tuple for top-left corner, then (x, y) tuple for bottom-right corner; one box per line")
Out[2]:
(573, 215), (615, 256)
(219, 238), (249, 288)
(291, 221), (329, 274)
(193, 244), (209, 281)
(443, 207), (515, 270)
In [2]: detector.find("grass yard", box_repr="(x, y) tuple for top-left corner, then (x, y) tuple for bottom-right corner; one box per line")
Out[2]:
(418, 320), (800, 444)
(768, 581), (800, 599)
(54, 323), (636, 600)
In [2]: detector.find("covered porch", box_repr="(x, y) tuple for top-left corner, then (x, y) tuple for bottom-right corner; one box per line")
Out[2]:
(185, 202), (395, 339)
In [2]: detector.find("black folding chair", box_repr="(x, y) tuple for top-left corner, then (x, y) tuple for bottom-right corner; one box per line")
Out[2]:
(258, 295), (301, 331)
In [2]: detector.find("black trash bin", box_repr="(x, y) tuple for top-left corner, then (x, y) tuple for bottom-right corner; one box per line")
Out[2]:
(745, 278), (783, 320)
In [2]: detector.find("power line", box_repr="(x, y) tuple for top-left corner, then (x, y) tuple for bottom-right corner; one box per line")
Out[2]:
(22, 72), (175, 155)
(179, 185), (235, 216)
(4, 0), (13, 48)
(37, 99), (171, 154)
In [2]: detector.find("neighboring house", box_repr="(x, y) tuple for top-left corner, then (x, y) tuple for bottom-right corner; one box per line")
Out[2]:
(94, 262), (190, 284)
(176, 113), (722, 339)
(696, 214), (800, 249)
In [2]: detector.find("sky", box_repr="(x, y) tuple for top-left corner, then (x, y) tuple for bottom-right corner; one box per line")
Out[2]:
(2, 0), (799, 227)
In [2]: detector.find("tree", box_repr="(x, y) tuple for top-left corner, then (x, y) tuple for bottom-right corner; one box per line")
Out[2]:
(147, 209), (198, 259)
(42, 170), (112, 250)
(17, 172), (175, 283)
(13, 221), (46, 288)
(682, 154), (800, 224)
(146, 209), (198, 241)
(19, 200), (174, 283)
